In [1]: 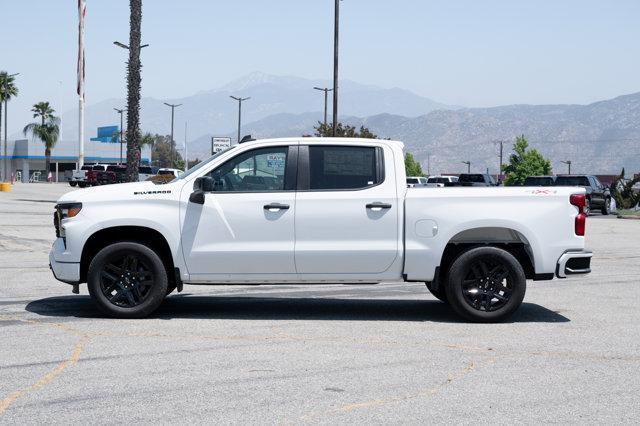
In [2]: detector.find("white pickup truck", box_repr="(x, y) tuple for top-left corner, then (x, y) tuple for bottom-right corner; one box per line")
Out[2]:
(50, 138), (592, 322)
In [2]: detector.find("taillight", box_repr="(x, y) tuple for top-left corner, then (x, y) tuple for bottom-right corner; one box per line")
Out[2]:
(570, 194), (586, 236)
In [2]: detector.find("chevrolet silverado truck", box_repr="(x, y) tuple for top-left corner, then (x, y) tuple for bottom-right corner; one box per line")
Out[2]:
(50, 138), (592, 322)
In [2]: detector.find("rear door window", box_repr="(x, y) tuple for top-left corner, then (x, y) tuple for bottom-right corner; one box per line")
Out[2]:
(308, 146), (381, 190)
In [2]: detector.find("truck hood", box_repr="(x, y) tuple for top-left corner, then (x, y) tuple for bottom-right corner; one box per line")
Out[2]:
(57, 180), (183, 204)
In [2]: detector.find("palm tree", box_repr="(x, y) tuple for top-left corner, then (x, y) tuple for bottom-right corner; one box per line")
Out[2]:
(32, 101), (55, 126)
(0, 71), (19, 180)
(23, 115), (61, 177)
(125, 0), (143, 182)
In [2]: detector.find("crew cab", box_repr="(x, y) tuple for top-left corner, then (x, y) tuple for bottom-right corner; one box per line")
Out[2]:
(97, 165), (128, 185)
(50, 138), (592, 322)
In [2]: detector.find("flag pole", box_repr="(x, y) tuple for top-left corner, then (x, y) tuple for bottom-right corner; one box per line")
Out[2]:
(77, 0), (86, 168)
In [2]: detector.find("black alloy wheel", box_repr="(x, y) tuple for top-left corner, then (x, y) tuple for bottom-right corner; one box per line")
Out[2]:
(99, 253), (154, 308)
(88, 242), (168, 318)
(445, 246), (526, 322)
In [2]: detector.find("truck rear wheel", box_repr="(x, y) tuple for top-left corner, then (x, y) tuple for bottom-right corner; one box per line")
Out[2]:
(445, 246), (526, 322)
(87, 242), (168, 318)
(69, 181), (77, 187)
(78, 182), (87, 188)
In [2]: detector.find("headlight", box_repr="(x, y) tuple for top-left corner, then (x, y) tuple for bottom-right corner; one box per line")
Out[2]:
(57, 203), (83, 219)
(54, 203), (82, 241)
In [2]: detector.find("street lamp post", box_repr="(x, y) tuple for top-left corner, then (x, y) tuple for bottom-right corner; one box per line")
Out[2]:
(114, 108), (124, 164)
(230, 96), (250, 144)
(561, 160), (572, 174)
(2, 72), (19, 182)
(332, 0), (340, 137)
(313, 87), (333, 130)
(163, 103), (182, 167)
(462, 161), (471, 173)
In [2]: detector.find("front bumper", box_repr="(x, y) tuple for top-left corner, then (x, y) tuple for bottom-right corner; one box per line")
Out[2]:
(556, 250), (593, 278)
(49, 239), (80, 284)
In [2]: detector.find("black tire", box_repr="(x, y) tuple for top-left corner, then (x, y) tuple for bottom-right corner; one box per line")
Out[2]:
(445, 246), (526, 323)
(69, 181), (77, 187)
(584, 198), (591, 216)
(601, 198), (611, 215)
(78, 182), (87, 188)
(87, 242), (168, 318)
(426, 281), (449, 303)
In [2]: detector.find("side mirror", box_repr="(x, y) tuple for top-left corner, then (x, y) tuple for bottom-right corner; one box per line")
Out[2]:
(189, 176), (215, 204)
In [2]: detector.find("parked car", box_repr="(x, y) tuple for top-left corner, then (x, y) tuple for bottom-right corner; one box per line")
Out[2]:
(97, 165), (128, 185)
(50, 137), (591, 322)
(452, 173), (497, 187)
(157, 168), (184, 179)
(138, 166), (157, 182)
(554, 175), (611, 215)
(69, 164), (107, 187)
(523, 176), (556, 186)
(426, 175), (459, 187)
(406, 176), (428, 187)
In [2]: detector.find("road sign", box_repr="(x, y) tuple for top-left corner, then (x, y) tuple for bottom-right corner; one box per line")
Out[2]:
(211, 137), (232, 155)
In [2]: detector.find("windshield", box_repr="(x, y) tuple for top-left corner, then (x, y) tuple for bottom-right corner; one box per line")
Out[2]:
(171, 146), (238, 181)
(459, 174), (485, 183)
(556, 176), (589, 186)
(427, 177), (448, 184)
(524, 177), (554, 186)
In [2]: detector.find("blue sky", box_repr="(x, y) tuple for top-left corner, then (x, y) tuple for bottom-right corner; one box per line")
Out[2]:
(2, 0), (640, 134)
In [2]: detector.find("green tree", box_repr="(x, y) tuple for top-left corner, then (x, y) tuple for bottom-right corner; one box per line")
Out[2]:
(313, 121), (379, 139)
(125, 0), (143, 182)
(147, 134), (183, 168)
(23, 115), (61, 175)
(502, 135), (552, 186)
(404, 152), (424, 176)
(0, 71), (19, 179)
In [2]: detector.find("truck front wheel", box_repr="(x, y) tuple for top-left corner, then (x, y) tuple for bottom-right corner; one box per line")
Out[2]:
(445, 247), (526, 322)
(69, 181), (77, 187)
(87, 242), (168, 318)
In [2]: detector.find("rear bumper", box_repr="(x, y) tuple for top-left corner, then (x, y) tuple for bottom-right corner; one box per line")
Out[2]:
(556, 250), (593, 278)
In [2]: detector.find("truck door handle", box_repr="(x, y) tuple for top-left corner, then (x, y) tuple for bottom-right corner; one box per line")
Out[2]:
(366, 202), (392, 210)
(264, 203), (290, 211)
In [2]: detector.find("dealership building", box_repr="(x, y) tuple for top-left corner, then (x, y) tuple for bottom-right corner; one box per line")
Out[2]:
(1, 126), (151, 183)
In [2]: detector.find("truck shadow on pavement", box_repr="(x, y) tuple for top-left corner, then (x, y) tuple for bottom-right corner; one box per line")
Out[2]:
(25, 295), (570, 323)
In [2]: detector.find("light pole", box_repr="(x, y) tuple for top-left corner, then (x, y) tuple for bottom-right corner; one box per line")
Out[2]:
(561, 160), (572, 174)
(462, 161), (471, 173)
(332, 0), (340, 136)
(164, 103), (182, 167)
(313, 87), (333, 130)
(2, 72), (19, 182)
(230, 96), (250, 144)
(114, 108), (124, 164)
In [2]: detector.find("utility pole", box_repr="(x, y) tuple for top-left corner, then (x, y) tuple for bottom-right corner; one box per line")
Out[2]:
(498, 140), (503, 179)
(114, 108), (124, 164)
(426, 154), (432, 176)
(462, 161), (471, 173)
(313, 87), (333, 130)
(561, 160), (572, 174)
(332, 0), (340, 136)
(230, 96), (250, 144)
(184, 121), (188, 172)
(163, 102), (182, 167)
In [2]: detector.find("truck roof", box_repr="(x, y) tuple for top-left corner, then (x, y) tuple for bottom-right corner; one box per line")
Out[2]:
(243, 137), (405, 150)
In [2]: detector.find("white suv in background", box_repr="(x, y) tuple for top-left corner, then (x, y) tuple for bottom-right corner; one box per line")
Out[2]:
(406, 176), (428, 187)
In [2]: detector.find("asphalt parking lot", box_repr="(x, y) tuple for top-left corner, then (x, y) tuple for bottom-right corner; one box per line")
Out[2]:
(1, 183), (639, 424)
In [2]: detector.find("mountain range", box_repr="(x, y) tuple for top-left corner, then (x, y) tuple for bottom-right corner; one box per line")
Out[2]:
(60, 72), (640, 174)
